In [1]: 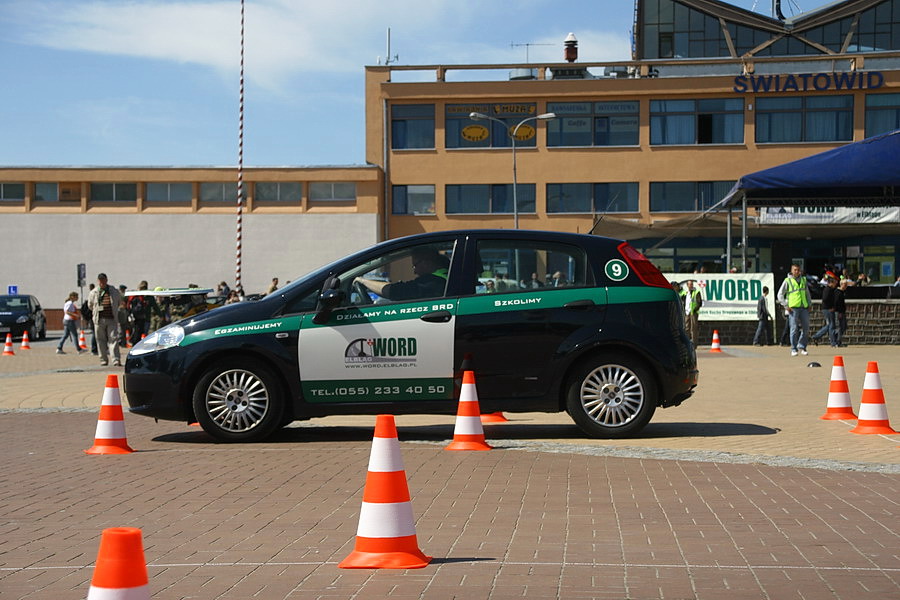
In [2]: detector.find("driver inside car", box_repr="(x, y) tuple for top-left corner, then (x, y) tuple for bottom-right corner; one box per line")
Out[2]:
(355, 247), (449, 302)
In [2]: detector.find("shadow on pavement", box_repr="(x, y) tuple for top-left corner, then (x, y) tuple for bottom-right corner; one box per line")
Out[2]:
(151, 420), (777, 445)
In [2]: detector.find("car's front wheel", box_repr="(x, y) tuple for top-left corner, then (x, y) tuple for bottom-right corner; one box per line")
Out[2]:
(192, 358), (284, 442)
(566, 353), (657, 438)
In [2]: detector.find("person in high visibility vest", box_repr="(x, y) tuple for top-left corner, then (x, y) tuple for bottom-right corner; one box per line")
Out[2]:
(776, 263), (811, 357)
(679, 280), (703, 346)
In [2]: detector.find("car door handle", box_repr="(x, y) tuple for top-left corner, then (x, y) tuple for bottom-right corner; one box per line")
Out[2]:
(563, 299), (596, 309)
(420, 310), (452, 323)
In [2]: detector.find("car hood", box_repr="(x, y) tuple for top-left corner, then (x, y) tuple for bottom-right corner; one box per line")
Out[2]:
(178, 298), (280, 335)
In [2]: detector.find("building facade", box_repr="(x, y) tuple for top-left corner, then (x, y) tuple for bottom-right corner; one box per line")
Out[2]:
(368, 0), (900, 282)
(2, 0), (899, 316)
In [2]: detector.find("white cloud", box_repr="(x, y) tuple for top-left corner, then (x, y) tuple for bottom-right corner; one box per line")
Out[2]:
(6, 1), (632, 91)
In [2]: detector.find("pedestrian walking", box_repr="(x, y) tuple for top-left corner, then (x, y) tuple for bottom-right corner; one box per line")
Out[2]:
(777, 263), (811, 357)
(752, 286), (771, 346)
(87, 273), (123, 367)
(811, 274), (838, 347)
(56, 292), (86, 354)
(834, 278), (849, 347)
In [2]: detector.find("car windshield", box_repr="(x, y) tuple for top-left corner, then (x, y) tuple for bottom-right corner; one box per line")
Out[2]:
(0, 297), (28, 311)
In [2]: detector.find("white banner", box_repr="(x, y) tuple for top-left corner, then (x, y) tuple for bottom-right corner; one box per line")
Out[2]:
(759, 206), (900, 225)
(665, 273), (776, 321)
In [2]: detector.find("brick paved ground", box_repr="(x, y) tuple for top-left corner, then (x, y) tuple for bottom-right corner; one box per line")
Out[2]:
(0, 336), (898, 599)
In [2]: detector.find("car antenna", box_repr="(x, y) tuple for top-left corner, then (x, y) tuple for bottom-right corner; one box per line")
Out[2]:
(588, 192), (621, 235)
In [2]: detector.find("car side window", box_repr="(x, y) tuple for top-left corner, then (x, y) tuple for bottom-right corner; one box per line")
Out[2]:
(474, 240), (592, 294)
(338, 240), (456, 306)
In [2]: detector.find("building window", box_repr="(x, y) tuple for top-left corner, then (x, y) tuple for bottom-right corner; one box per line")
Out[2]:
(392, 185), (436, 215)
(650, 181), (734, 212)
(0, 182), (25, 201)
(254, 182), (301, 203)
(650, 99), (743, 144)
(547, 101), (639, 147)
(547, 183), (639, 213)
(391, 104), (435, 150)
(642, 0), (732, 59)
(445, 103), (538, 149)
(90, 183), (137, 202)
(866, 93), (900, 137)
(446, 184), (535, 214)
(34, 182), (59, 202)
(146, 182), (192, 202)
(309, 182), (356, 202)
(200, 182), (243, 203)
(756, 95), (853, 143)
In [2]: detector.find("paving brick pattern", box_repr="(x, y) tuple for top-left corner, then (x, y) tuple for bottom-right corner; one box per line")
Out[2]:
(1, 412), (898, 599)
(0, 337), (898, 598)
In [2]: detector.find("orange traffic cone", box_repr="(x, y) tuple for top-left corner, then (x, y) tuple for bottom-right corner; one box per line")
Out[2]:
(480, 412), (508, 423)
(710, 330), (722, 353)
(79, 329), (89, 350)
(87, 527), (150, 600)
(849, 362), (897, 435)
(125, 330), (132, 348)
(19, 330), (31, 350)
(446, 371), (492, 451)
(339, 415), (431, 569)
(85, 375), (135, 454)
(2, 333), (15, 356)
(820, 356), (857, 420)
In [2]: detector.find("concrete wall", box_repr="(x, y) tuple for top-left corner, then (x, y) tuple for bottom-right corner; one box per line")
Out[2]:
(2, 213), (378, 311)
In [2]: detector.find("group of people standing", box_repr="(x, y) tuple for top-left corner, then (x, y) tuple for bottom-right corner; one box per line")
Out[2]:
(773, 264), (848, 356)
(56, 273), (202, 367)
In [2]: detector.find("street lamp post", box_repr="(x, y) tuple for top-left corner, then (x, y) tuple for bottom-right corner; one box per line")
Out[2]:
(469, 111), (556, 229)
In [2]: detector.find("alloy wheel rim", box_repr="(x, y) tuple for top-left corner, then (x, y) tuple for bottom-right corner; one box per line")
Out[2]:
(205, 369), (269, 432)
(579, 364), (644, 427)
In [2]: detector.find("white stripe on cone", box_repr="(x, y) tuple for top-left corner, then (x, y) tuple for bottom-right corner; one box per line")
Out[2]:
(356, 501), (418, 538)
(368, 437), (405, 472)
(87, 584), (150, 600)
(453, 415), (485, 435)
(94, 420), (127, 440)
(857, 401), (890, 421)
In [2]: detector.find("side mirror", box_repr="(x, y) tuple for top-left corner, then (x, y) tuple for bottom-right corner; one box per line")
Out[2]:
(313, 277), (344, 324)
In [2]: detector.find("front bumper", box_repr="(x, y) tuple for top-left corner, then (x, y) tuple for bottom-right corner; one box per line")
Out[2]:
(123, 371), (190, 422)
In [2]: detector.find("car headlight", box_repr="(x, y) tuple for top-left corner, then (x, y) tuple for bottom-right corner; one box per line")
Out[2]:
(129, 325), (185, 356)
(16, 315), (29, 324)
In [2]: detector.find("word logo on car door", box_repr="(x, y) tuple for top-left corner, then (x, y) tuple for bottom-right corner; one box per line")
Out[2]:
(344, 337), (419, 367)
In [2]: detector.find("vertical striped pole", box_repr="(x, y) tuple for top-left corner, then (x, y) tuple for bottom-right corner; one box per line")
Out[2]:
(235, 0), (245, 293)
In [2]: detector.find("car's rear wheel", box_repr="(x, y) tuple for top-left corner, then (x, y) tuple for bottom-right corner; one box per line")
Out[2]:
(192, 358), (284, 442)
(39, 323), (47, 340)
(565, 353), (656, 438)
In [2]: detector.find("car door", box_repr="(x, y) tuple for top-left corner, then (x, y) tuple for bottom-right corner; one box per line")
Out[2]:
(454, 236), (608, 402)
(296, 238), (460, 405)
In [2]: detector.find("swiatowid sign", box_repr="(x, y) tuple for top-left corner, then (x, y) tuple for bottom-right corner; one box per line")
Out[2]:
(665, 273), (776, 321)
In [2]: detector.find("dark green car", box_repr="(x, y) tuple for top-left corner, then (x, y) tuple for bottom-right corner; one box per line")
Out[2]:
(125, 230), (698, 442)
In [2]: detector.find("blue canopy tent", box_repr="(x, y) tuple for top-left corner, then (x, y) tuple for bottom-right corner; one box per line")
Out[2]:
(723, 129), (900, 208)
(719, 129), (900, 270)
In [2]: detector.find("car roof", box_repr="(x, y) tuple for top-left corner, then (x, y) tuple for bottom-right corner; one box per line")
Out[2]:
(381, 229), (626, 250)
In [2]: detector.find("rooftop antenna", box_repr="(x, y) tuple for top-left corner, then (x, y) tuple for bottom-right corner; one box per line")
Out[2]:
(510, 41), (553, 63)
(378, 27), (399, 65)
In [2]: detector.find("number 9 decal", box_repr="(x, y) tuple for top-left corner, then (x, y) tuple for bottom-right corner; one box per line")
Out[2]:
(604, 259), (629, 282)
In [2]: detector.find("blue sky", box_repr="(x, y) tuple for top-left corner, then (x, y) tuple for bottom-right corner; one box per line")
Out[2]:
(1, 0), (812, 167)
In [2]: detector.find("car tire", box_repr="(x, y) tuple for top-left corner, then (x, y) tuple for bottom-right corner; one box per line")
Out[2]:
(565, 353), (657, 438)
(192, 357), (285, 442)
(39, 324), (47, 340)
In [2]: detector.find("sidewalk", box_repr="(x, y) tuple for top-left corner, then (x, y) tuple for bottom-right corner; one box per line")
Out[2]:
(1, 334), (898, 599)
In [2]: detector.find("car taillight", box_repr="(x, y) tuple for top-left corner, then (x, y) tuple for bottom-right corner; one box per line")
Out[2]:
(617, 242), (670, 288)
